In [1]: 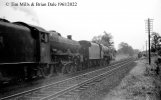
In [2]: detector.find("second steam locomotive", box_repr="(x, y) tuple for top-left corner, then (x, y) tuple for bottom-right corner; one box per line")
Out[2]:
(0, 19), (114, 83)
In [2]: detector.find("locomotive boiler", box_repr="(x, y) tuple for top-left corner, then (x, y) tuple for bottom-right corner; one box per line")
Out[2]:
(49, 31), (81, 74)
(101, 44), (111, 65)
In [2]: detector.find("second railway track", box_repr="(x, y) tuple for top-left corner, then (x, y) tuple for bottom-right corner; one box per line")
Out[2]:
(1, 58), (135, 100)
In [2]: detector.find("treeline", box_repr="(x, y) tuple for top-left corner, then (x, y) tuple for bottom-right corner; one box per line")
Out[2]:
(117, 42), (134, 56)
(91, 31), (139, 56)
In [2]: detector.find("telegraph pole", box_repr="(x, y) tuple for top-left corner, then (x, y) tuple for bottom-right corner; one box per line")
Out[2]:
(146, 40), (147, 56)
(148, 18), (151, 64)
(145, 18), (153, 65)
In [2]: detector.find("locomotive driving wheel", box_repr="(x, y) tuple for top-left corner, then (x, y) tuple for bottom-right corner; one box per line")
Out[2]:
(67, 63), (76, 74)
(61, 64), (68, 74)
(41, 64), (53, 78)
(61, 62), (76, 74)
(71, 63), (77, 73)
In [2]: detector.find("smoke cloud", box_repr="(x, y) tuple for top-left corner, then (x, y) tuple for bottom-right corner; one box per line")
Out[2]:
(12, 6), (39, 24)
(0, 0), (39, 24)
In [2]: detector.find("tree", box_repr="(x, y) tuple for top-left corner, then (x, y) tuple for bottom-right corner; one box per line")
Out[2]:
(133, 49), (140, 54)
(117, 42), (134, 56)
(92, 31), (116, 57)
(151, 32), (161, 53)
(92, 35), (102, 44)
(92, 31), (114, 48)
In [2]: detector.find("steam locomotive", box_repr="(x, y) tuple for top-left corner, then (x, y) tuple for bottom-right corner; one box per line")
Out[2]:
(0, 19), (114, 84)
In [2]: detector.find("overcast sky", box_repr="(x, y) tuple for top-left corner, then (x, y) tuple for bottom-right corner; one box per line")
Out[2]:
(0, 0), (161, 50)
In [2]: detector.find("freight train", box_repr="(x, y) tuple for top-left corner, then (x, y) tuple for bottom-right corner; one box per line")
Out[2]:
(0, 19), (114, 84)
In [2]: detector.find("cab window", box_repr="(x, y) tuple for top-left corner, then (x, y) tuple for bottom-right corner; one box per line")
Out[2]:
(41, 33), (48, 43)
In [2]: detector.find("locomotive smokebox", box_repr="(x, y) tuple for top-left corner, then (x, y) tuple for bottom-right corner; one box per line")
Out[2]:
(67, 35), (72, 40)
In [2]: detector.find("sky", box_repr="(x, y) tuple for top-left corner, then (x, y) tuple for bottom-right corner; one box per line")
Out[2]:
(0, 0), (161, 50)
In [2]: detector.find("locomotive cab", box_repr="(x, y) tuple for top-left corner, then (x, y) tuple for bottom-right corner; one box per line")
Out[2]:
(13, 22), (51, 64)
(39, 29), (50, 63)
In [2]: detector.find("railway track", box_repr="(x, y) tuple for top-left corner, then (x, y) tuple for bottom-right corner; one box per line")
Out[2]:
(1, 58), (135, 100)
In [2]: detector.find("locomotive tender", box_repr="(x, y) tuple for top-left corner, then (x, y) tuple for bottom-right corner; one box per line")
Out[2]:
(0, 19), (113, 83)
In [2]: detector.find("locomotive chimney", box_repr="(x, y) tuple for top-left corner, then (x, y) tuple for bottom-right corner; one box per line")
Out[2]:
(67, 35), (72, 40)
